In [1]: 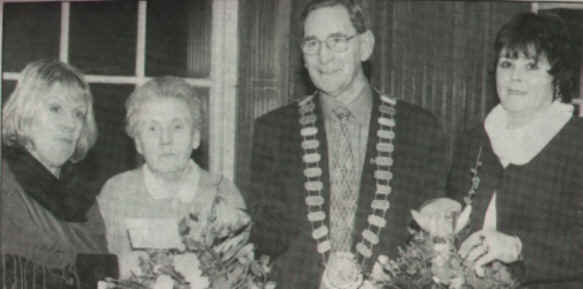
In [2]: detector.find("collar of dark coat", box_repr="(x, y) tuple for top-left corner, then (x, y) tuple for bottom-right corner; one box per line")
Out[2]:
(3, 146), (96, 222)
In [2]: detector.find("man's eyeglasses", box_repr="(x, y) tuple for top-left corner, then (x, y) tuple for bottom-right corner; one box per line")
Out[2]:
(301, 34), (359, 55)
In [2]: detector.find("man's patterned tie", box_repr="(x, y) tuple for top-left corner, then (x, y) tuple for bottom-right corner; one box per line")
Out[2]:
(329, 107), (359, 252)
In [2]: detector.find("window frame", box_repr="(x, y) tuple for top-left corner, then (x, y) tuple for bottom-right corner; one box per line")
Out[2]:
(0, 0), (239, 179)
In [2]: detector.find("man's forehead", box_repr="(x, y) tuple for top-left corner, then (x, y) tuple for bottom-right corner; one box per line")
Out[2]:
(303, 5), (356, 37)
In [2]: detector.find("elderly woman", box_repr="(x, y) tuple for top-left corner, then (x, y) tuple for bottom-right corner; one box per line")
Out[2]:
(97, 76), (245, 277)
(447, 13), (583, 288)
(1, 59), (109, 288)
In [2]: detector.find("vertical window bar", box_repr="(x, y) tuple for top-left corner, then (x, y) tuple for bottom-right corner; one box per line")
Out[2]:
(209, 0), (239, 179)
(60, 2), (70, 62)
(531, 2), (539, 13)
(0, 1), (4, 163)
(222, 0), (239, 180)
(209, 0), (222, 176)
(0, 2), (4, 72)
(135, 0), (147, 84)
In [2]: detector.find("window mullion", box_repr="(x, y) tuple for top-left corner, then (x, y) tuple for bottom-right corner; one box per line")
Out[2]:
(135, 0), (147, 84)
(0, 2), (4, 163)
(59, 2), (70, 62)
(209, 0), (239, 179)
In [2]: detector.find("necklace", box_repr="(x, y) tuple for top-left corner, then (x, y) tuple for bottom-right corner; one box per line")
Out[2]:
(464, 146), (483, 207)
(297, 91), (397, 272)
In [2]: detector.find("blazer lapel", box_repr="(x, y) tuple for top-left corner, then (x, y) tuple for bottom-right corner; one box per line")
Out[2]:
(352, 91), (382, 249)
(313, 95), (331, 229)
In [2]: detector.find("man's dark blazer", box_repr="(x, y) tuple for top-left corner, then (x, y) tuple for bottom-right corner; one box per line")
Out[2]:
(247, 90), (448, 289)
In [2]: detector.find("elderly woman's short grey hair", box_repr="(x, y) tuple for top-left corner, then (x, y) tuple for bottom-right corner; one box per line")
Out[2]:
(1, 59), (97, 163)
(125, 76), (204, 139)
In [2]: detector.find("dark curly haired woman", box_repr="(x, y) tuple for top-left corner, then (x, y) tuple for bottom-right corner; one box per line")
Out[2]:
(448, 12), (583, 289)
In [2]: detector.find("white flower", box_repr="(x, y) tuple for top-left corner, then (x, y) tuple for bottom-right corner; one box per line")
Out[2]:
(360, 280), (381, 289)
(265, 281), (277, 289)
(449, 276), (465, 289)
(368, 255), (391, 284)
(153, 275), (174, 289)
(97, 280), (110, 289)
(118, 251), (148, 278)
(173, 253), (209, 289)
(212, 198), (251, 239)
(213, 230), (250, 262)
(236, 243), (255, 264)
(410, 198), (471, 238)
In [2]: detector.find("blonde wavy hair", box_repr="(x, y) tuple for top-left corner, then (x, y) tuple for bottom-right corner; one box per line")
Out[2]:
(1, 59), (97, 163)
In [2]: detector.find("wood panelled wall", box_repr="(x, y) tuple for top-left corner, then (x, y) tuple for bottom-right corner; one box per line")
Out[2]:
(236, 0), (530, 191)
(365, 1), (529, 155)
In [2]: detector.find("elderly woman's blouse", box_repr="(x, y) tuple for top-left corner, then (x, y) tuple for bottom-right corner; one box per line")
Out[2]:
(447, 102), (583, 288)
(97, 160), (245, 277)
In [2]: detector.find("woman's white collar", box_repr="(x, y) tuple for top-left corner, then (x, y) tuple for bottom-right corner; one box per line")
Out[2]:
(484, 101), (572, 167)
(142, 160), (200, 203)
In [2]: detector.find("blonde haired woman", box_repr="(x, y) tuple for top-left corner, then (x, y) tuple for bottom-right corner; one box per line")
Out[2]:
(1, 59), (108, 288)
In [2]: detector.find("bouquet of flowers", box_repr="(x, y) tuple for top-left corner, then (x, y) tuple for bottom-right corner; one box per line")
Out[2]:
(99, 196), (275, 289)
(364, 198), (518, 289)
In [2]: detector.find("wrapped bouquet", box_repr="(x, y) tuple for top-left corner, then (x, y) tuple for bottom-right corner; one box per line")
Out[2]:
(99, 196), (275, 289)
(365, 198), (518, 289)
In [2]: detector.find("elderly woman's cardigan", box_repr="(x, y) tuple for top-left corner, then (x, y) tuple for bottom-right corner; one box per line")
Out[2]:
(1, 148), (109, 289)
(97, 163), (245, 277)
(447, 117), (583, 289)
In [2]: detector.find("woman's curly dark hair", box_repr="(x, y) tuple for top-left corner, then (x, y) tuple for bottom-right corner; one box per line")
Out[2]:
(494, 12), (579, 102)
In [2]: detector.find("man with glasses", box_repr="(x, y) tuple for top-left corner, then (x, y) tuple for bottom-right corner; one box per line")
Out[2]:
(248, 0), (448, 288)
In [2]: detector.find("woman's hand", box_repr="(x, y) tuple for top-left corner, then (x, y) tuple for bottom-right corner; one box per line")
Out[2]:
(459, 230), (522, 276)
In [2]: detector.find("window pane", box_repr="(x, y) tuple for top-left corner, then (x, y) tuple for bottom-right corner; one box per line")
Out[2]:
(83, 84), (136, 189)
(2, 2), (60, 72)
(69, 1), (137, 75)
(146, 0), (212, 77)
(2, 80), (17, 106)
(192, 87), (210, 169)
